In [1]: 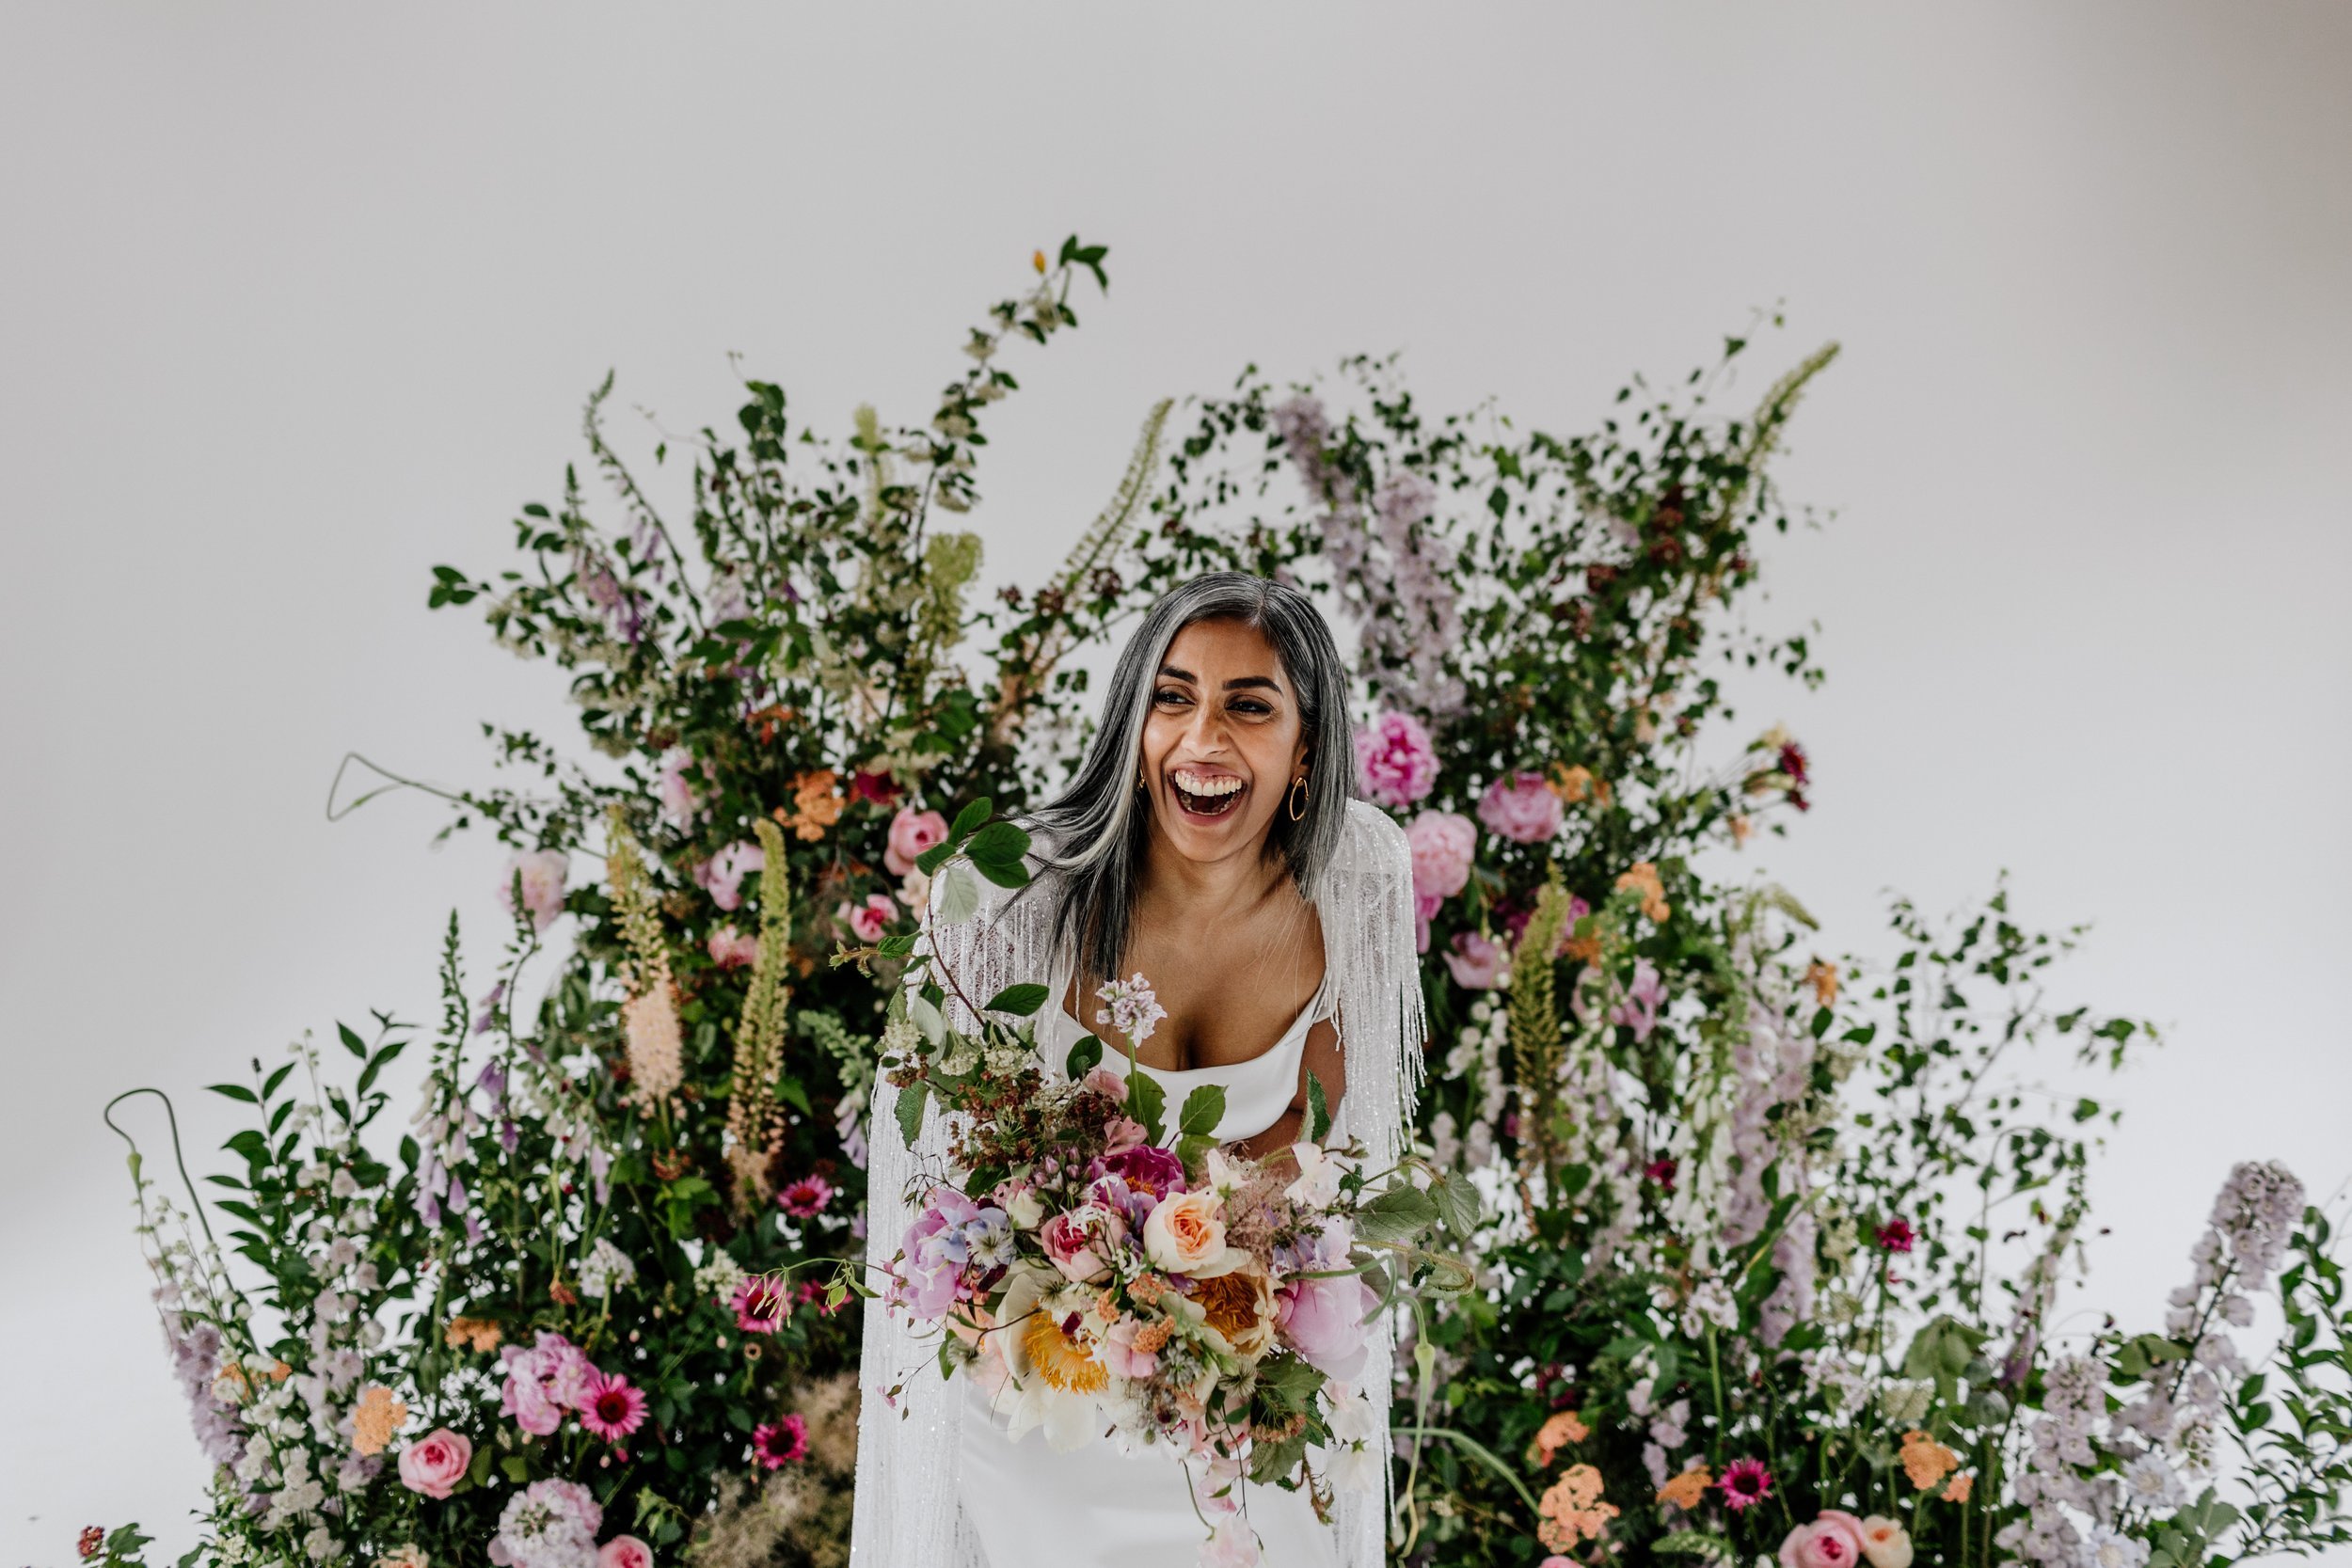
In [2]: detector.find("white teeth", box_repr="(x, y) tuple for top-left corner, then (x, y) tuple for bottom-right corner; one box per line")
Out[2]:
(1172, 771), (1243, 797)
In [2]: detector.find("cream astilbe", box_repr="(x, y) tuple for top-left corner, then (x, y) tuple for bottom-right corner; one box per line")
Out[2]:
(605, 808), (683, 1109)
(723, 817), (795, 1210)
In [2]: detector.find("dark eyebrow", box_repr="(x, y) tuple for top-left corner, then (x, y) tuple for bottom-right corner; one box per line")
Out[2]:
(1156, 664), (1284, 695)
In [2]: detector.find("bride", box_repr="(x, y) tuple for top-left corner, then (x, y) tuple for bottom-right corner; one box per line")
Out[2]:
(849, 572), (1425, 1568)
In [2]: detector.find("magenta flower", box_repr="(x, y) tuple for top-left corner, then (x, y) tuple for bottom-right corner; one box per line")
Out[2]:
(1354, 711), (1439, 808)
(776, 1174), (836, 1219)
(838, 893), (897, 944)
(752, 1414), (810, 1469)
(578, 1369), (647, 1442)
(731, 1275), (789, 1335)
(1720, 1457), (1774, 1512)
(1091, 1144), (1188, 1202)
(1876, 1218), (1916, 1254)
(1476, 771), (1564, 845)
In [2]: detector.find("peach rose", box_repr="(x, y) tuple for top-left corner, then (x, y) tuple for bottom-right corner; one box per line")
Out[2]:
(1856, 1517), (1914, 1568)
(1142, 1190), (1236, 1277)
(395, 1427), (472, 1499)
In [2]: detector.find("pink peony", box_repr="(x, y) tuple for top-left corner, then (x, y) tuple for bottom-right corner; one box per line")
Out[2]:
(395, 1426), (472, 1498)
(578, 1370), (647, 1442)
(597, 1539), (653, 1568)
(706, 924), (759, 969)
(1444, 930), (1505, 990)
(838, 894), (897, 943)
(1781, 1511), (1868, 1568)
(1354, 711), (1439, 808)
(1277, 1226), (1376, 1379)
(497, 849), (570, 933)
(499, 1332), (592, 1436)
(655, 748), (704, 832)
(1099, 1315), (1161, 1379)
(1093, 1144), (1187, 1201)
(1476, 771), (1564, 845)
(691, 839), (765, 911)
(883, 807), (950, 878)
(1406, 811), (1476, 906)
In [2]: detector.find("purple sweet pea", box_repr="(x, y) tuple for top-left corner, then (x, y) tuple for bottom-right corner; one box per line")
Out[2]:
(894, 1186), (981, 1321)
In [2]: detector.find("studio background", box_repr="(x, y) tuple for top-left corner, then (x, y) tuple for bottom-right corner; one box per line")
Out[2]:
(2, 6), (2346, 1560)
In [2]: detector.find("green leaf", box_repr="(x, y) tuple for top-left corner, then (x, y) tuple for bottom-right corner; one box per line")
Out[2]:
(355, 1039), (407, 1098)
(1065, 1034), (1103, 1080)
(337, 1022), (368, 1059)
(1359, 1185), (1441, 1245)
(1306, 1072), (1331, 1143)
(1174, 1132), (1217, 1176)
(985, 984), (1050, 1018)
(895, 1080), (930, 1149)
(1429, 1171), (1481, 1239)
(949, 798), (993, 842)
(914, 838), (960, 877)
(1177, 1085), (1228, 1140)
(1126, 1069), (1167, 1146)
(933, 862), (981, 926)
(1655, 1531), (1729, 1559)
(908, 992), (946, 1046)
(965, 820), (1030, 871)
(261, 1061), (295, 1100)
(206, 1083), (259, 1105)
(970, 852), (1030, 891)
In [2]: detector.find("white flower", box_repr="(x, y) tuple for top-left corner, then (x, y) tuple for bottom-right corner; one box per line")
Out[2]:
(2122, 1451), (2185, 1508)
(1328, 1442), (1383, 1493)
(329, 1168), (360, 1199)
(1284, 1143), (1350, 1209)
(580, 1238), (638, 1300)
(694, 1252), (748, 1305)
(2087, 1527), (2151, 1568)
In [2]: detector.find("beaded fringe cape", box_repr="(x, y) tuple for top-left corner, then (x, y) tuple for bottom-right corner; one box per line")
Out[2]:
(848, 798), (1428, 1568)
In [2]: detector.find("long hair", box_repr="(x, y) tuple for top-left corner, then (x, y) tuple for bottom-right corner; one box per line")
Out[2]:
(1020, 571), (1356, 992)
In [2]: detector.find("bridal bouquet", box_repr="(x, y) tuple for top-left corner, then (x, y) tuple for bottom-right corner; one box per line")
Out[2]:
(856, 805), (1469, 1562)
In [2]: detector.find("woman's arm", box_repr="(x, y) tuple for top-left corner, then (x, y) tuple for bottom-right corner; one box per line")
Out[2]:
(1230, 1018), (1344, 1166)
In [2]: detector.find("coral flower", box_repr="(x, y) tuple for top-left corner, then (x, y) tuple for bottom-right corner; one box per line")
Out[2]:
(1944, 1473), (1974, 1503)
(752, 1414), (810, 1469)
(578, 1370), (647, 1442)
(351, 1383), (408, 1455)
(1531, 1409), (1590, 1466)
(1658, 1465), (1713, 1511)
(1899, 1429), (1960, 1490)
(731, 1275), (788, 1335)
(1720, 1457), (1774, 1511)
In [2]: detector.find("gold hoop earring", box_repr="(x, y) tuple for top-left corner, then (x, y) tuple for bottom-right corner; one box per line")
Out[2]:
(1286, 774), (1309, 821)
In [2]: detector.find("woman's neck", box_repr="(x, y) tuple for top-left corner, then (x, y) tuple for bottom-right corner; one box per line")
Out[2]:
(1135, 824), (1294, 927)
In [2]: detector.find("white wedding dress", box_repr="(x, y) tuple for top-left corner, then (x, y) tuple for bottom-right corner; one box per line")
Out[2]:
(850, 799), (1425, 1568)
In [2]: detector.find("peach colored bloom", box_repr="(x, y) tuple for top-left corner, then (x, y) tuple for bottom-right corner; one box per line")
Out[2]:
(1615, 862), (1671, 923)
(1548, 763), (1596, 803)
(444, 1316), (502, 1354)
(1531, 1409), (1590, 1466)
(1944, 1473), (1974, 1504)
(373, 1547), (429, 1568)
(1657, 1465), (1713, 1511)
(1804, 958), (1839, 1006)
(1857, 1516), (1914, 1568)
(1728, 812), (1754, 846)
(1536, 1463), (1619, 1552)
(781, 769), (843, 842)
(351, 1384), (407, 1455)
(1899, 1430), (1961, 1491)
(1142, 1190), (1232, 1276)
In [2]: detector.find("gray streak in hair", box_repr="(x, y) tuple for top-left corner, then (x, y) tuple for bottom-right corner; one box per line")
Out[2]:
(1016, 571), (1356, 993)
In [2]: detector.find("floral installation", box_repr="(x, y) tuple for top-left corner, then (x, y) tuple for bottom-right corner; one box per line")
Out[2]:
(87, 247), (2352, 1568)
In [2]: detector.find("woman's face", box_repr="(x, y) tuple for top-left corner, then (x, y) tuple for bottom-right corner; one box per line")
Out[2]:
(1137, 617), (1311, 867)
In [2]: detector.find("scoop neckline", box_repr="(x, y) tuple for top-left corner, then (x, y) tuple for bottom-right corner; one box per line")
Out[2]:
(1057, 964), (1331, 1080)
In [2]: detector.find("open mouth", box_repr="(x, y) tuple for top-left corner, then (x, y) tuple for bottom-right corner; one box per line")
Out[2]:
(1168, 769), (1247, 819)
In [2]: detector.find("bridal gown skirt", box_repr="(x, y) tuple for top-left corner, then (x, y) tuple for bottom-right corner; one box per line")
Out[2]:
(957, 1377), (1340, 1567)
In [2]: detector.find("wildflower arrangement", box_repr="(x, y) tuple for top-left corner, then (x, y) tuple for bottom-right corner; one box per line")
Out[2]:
(861, 811), (1468, 1565)
(93, 245), (2352, 1568)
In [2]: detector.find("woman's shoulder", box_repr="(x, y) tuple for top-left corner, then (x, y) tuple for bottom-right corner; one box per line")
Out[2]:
(1335, 797), (1409, 874)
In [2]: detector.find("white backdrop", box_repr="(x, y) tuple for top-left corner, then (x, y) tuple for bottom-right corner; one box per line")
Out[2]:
(3, 5), (2347, 1561)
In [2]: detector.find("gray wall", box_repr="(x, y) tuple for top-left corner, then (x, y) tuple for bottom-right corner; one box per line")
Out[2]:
(3, 5), (2346, 1560)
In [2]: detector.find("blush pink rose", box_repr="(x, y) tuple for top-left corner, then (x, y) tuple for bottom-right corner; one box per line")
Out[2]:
(1444, 930), (1505, 990)
(1476, 770), (1564, 845)
(706, 924), (759, 969)
(884, 808), (950, 878)
(691, 839), (765, 911)
(838, 894), (897, 943)
(1041, 1212), (1110, 1283)
(396, 1426), (472, 1498)
(598, 1537), (654, 1568)
(1405, 810), (1476, 904)
(1354, 711), (1439, 808)
(1781, 1511), (1868, 1568)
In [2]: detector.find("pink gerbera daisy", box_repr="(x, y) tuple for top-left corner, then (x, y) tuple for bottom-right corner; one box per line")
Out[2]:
(776, 1174), (836, 1219)
(578, 1369), (647, 1442)
(731, 1275), (787, 1335)
(1719, 1457), (1773, 1512)
(752, 1413), (809, 1470)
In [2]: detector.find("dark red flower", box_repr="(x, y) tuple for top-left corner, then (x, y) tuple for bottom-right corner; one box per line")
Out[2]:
(1877, 1218), (1916, 1254)
(1645, 1157), (1678, 1193)
(850, 770), (900, 807)
(1777, 742), (1809, 784)
(80, 1528), (105, 1561)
